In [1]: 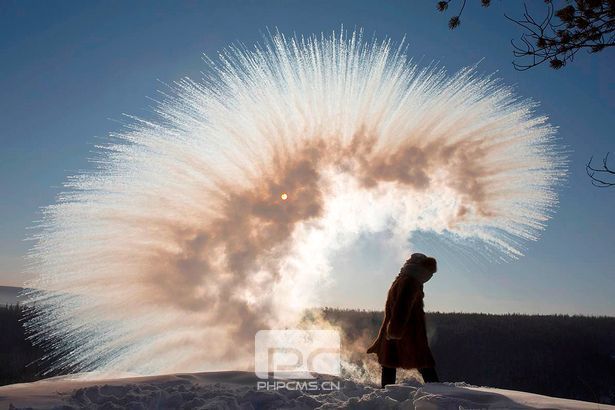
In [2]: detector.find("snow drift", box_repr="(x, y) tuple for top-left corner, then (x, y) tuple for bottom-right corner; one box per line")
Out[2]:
(1, 372), (612, 410)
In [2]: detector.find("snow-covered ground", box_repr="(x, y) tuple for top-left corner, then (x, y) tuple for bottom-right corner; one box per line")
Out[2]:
(0, 371), (612, 410)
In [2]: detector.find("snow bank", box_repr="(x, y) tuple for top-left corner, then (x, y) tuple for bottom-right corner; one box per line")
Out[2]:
(0, 371), (612, 409)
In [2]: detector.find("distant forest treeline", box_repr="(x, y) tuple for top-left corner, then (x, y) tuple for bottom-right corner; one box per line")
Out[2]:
(0, 304), (46, 385)
(1, 305), (614, 405)
(321, 308), (615, 405)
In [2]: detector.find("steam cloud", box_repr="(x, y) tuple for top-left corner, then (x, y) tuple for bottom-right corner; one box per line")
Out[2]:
(24, 30), (565, 376)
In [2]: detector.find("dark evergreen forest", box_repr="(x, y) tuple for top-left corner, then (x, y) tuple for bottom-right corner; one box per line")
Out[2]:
(2, 305), (614, 405)
(322, 308), (615, 405)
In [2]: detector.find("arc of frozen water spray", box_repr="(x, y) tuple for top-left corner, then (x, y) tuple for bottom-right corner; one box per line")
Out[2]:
(23, 29), (566, 376)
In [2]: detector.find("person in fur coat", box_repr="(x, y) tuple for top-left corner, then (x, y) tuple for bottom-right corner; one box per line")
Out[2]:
(367, 253), (439, 387)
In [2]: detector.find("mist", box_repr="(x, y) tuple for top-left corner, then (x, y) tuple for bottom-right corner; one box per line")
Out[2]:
(23, 29), (565, 376)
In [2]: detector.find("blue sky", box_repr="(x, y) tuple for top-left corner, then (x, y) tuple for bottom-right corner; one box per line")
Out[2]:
(1, 0), (613, 315)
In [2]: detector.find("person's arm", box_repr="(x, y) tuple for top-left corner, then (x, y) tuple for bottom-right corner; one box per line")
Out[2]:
(385, 276), (418, 340)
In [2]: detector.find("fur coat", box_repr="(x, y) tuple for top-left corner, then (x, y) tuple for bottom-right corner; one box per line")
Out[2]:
(366, 266), (435, 369)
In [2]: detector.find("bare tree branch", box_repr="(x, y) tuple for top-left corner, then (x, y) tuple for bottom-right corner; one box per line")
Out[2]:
(436, 0), (615, 70)
(586, 152), (615, 188)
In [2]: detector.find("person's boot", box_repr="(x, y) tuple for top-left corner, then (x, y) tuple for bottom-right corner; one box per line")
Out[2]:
(381, 366), (397, 388)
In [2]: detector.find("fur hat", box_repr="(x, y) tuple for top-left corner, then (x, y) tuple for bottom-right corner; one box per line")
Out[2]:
(408, 253), (428, 265)
(406, 253), (437, 274)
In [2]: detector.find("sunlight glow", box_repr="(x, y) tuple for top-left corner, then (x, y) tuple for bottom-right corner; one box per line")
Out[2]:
(23, 29), (566, 376)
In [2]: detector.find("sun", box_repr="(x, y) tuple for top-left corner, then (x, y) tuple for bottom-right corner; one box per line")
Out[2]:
(281, 193), (288, 201)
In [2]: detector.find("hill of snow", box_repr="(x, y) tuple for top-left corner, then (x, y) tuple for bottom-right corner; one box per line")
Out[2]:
(1, 371), (613, 409)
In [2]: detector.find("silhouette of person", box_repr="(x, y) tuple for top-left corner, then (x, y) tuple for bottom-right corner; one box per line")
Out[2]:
(367, 253), (440, 388)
